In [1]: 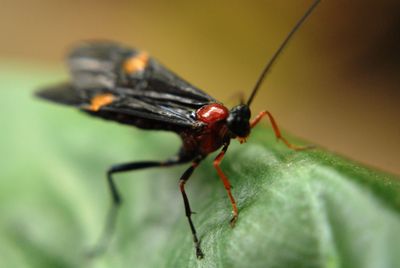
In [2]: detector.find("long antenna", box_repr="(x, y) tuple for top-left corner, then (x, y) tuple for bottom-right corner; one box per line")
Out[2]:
(247, 0), (321, 106)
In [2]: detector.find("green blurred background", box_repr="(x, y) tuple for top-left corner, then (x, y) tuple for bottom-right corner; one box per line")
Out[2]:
(1, 0), (399, 175)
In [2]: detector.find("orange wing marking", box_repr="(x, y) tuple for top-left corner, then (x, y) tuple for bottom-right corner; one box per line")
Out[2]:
(123, 51), (149, 74)
(86, 93), (115, 112)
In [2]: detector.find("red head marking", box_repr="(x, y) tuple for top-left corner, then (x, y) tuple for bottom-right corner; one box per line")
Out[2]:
(196, 103), (229, 124)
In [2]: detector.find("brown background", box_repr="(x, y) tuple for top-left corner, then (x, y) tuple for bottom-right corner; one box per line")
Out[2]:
(1, 0), (399, 174)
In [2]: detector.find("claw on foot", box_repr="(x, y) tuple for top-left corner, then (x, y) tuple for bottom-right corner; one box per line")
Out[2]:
(230, 214), (238, 228)
(196, 245), (204, 259)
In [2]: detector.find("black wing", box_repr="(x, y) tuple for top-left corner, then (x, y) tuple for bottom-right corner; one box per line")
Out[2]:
(36, 41), (218, 132)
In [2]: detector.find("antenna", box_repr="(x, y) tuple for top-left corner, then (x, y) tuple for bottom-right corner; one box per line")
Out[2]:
(247, 0), (321, 106)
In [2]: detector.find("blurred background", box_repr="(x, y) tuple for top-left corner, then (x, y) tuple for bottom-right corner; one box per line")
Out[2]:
(1, 0), (399, 174)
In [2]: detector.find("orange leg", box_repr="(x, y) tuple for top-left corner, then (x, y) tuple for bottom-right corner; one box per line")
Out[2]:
(213, 143), (238, 227)
(251, 111), (311, 151)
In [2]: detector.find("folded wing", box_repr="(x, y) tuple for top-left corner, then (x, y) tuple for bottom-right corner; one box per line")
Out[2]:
(37, 41), (218, 132)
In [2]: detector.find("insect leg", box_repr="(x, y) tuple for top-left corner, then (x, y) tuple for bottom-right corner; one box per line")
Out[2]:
(179, 157), (204, 259)
(251, 110), (312, 150)
(88, 157), (186, 257)
(213, 142), (238, 227)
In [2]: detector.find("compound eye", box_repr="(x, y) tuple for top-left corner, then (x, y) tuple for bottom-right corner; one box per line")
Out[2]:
(227, 105), (251, 137)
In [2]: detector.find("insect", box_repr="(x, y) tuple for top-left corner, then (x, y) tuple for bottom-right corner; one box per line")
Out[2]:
(36, 0), (320, 259)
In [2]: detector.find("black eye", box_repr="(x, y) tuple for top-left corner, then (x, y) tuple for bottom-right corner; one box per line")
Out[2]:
(227, 105), (251, 137)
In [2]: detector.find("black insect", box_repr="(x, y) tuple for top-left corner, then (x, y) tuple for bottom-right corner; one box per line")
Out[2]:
(36, 0), (320, 259)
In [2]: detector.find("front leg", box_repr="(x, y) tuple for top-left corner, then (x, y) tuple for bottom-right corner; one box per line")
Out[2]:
(213, 142), (238, 227)
(251, 110), (312, 150)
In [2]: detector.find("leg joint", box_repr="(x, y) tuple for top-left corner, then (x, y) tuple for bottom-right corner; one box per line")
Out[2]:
(179, 179), (185, 192)
(213, 160), (219, 168)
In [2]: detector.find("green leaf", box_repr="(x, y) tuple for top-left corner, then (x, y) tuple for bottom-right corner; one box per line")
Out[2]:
(1, 62), (400, 268)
